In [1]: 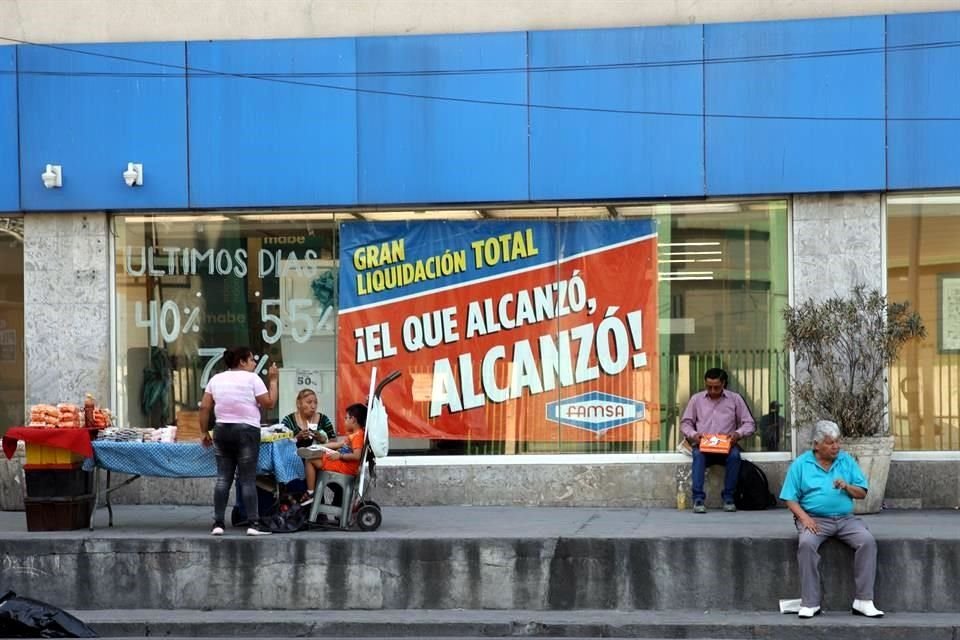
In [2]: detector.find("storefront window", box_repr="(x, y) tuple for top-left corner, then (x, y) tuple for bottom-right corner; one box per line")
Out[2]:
(114, 213), (339, 430)
(113, 201), (788, 454)
(633, 200), (790, 454)
(887, 192), (960, 451)
(0, 216), (24, 435)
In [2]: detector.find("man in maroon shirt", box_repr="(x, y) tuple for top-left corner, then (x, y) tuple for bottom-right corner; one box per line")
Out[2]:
(680, 368), (756, 513)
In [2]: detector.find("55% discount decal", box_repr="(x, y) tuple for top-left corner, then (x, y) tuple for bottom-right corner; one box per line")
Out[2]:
(260, 298), (335, 345)
(134, 300), (202, 347)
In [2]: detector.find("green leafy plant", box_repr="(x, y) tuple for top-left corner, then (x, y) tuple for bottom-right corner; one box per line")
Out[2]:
(783, 285), (926, 438)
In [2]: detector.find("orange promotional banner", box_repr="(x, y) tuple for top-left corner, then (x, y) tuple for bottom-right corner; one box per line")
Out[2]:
(337, 220), (658, 443)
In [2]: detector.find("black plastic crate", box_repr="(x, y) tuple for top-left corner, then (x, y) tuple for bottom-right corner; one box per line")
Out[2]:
(24, 468), (92, 498)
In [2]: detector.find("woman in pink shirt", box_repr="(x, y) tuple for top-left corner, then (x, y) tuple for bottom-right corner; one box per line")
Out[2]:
(199, 346), (278, 536)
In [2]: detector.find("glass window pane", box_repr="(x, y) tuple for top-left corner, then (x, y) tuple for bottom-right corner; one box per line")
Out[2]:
(114, 214), (338, 430)
(337, 201), (789, 455)
(648, 200), (790, 453)
(887, 192), (960, 451)
(111, 202), (789, 455)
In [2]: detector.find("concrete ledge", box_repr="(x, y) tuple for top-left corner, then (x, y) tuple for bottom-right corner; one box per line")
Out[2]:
(1, 507), (957, 613)
(9, 459), (788, 509)
(4, 458), (958, 510)
(75, 608), (960, 639)
(71, 458), (960, 510)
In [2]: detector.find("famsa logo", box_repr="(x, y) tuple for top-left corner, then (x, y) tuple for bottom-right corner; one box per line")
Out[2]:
(545, 391), (646, 435)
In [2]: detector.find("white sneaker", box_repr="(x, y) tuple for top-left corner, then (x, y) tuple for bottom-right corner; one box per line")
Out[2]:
(852, 599), (884, 617)
(211, 525), (224, 536)
(797, 606), (821, 618)
(246, 525), (272, 536)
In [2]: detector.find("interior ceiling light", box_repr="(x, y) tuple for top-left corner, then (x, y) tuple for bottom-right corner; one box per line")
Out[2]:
(360, 210), (482, 221)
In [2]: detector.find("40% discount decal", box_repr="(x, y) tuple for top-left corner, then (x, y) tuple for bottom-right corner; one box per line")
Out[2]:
(134, 300), (202, 347)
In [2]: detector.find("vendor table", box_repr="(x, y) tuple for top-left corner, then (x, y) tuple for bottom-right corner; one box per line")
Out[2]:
(86, 439), (304, 529)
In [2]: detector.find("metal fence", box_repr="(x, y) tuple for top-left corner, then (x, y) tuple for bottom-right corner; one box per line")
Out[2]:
(890, 352), (960, 451)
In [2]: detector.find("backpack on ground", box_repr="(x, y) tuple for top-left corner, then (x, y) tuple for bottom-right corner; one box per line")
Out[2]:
(734, 459), (777, 510)
(266, 502), (309, 533)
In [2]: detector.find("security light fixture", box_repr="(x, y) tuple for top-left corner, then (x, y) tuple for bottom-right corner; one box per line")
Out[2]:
(41, 164), (62, 189)
(123, 162), (143, 187)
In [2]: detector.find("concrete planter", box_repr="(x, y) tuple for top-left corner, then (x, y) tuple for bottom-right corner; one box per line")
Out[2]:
(845, 435), (894, 514)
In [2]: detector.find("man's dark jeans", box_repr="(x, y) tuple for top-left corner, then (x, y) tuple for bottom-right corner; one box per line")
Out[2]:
(692, 445), (741, 504)
(213, 422), (260, 526)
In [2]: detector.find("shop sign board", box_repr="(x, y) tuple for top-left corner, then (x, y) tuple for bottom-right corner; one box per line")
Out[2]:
(337, 220), (659, 443)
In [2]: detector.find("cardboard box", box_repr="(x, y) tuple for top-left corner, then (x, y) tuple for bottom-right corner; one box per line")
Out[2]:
(175, 410), (206, 442)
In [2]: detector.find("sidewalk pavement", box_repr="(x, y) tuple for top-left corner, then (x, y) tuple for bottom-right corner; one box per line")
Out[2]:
(1, 503), (957, 540)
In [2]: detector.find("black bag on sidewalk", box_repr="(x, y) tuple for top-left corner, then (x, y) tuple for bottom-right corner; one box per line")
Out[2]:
(0, 590), (98, 637)
(266, 502), (309, 533)
(734, 460), (777, 510)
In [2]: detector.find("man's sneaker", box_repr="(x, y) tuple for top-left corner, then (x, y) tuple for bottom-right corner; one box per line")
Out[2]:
(723, 502), (737, 512)
(693, 501), (707, 514)
(299, 491), (315, 507)
(211, 523), (225, 536)
(851, 599), (884, 618)
(246, 523), (273, 536)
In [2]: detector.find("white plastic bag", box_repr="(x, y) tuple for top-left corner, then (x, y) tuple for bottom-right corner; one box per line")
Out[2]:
(779, 598), (802, 614)
(367, 395), (389, 458)
(365, 368), (390, 459)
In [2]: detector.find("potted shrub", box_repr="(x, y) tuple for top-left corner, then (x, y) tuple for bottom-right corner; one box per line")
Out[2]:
(783, 285), (926, 513)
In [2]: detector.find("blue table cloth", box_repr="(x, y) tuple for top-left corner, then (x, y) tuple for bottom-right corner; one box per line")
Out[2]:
(86, 439), (304, 484)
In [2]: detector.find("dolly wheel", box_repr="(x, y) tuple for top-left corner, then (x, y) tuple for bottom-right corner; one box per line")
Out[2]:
(356, 504), (382, 531)
(356, 499), (380, 512)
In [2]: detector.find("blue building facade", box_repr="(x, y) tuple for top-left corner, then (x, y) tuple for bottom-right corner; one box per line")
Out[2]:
(1, 10), (959, 459)
(2, 12), (959, 213)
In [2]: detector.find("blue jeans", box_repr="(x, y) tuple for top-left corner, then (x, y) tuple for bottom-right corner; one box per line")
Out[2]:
(691, 445), (741, 504)
(213, 422), (261, 526)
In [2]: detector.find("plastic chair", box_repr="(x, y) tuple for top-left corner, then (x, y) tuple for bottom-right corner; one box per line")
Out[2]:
(308, 470), (355, 529)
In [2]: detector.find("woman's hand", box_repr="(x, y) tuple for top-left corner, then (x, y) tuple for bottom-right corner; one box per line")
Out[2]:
(267, 363), (279, 382)
(201, 434), (213, 448)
